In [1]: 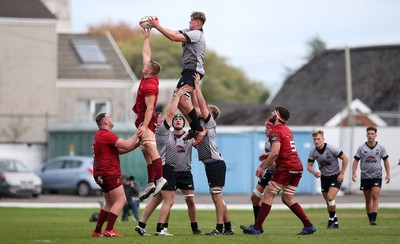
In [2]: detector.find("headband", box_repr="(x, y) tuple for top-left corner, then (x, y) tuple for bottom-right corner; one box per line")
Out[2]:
(275, 110), (286, 123)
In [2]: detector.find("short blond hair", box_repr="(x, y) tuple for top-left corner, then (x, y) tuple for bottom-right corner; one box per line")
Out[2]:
(149, 60), (161, 76)
(207, 104), (220, 120)
(312, 129), (324, 137)
(191, 11), (206, 24)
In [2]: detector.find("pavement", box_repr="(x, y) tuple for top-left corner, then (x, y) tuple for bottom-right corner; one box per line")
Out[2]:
(1, 191), (399, 210)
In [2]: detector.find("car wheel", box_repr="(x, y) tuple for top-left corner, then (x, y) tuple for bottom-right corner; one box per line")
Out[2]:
(77, 182), (91, 196)
(32, 194), (39, 198)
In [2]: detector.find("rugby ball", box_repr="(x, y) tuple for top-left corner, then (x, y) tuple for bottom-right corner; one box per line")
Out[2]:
(139, 16), (157, 29)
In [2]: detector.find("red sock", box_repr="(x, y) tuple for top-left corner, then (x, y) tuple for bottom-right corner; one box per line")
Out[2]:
(94, 209), (108, 233)
(254, 203), (271, 229)
(152, 158), (163, 180)
(289, 202), (312, 227)
(105, 212), (118, 231)
(147, 164), (155, 183)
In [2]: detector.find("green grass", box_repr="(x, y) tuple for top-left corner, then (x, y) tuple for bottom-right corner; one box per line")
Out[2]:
(0, 207), (399, 243)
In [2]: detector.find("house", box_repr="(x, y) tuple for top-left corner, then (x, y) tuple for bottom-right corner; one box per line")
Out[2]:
(0, 0), (139, 144)
(0, 0), (58, 143)
(217, 45), (400, 127)
(57, 32), (137, 124)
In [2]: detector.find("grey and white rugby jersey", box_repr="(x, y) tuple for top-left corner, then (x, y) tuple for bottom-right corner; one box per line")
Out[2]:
(156, 121), (178, 166)
(354, 142), (389, 179)
(175, 132), (194, 172)
(196, 115), (224, 161)
(308, 143), (343, 176)
(264, 141), (271, 153)
(264, 139), (276, 173)
(180, 28), (206, 75)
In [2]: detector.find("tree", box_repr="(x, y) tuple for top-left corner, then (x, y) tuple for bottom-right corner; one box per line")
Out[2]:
(88, 22), (270, 104)
(304, 35), (327, 61)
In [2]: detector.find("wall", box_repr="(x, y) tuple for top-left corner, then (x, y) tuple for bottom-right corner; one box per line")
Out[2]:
(0, 143), (46, 170)
(0, 20), (58, 143)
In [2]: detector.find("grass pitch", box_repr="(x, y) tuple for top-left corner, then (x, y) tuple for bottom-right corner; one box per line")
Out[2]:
(0, 207), (399, 243)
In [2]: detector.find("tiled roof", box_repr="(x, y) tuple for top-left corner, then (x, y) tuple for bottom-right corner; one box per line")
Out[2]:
(217, 45), (400, 126)
(0, 0), (56, 19)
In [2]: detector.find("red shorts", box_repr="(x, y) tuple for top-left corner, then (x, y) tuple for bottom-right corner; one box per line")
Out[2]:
(94, 174), (121, 193)
(271, 170), (302, 187)
(135, 115), (157, 133)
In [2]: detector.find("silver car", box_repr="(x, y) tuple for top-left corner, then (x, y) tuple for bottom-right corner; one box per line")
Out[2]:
(36, 155), (100, 196)
(0, 158), (42, 198)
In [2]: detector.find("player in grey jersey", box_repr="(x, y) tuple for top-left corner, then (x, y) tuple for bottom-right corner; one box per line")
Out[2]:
(161, 114), (202, 235)
(352, 126), (390, 225)
(307, 129), (349, 229)
(135, 87), (187, 237)
(193, 73), (234, 236)
(246, 119), (276, 234)
(149, 12), (207, 147)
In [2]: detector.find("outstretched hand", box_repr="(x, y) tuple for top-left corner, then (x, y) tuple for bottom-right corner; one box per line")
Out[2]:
(148, 16), (160, 28)
(142, 28), (151, 38)
(193, 72), (201, 86)
(174, 87), (188, 98)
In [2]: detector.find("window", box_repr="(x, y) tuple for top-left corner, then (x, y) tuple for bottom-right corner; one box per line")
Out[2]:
(72, 40), (107, 64)
(76, 99), (111, 122)
(44, 161), (64, 171)
(64, 160), (82, 169)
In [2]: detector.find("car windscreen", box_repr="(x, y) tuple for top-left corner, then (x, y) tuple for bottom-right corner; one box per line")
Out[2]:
(0, 159), (30, 172)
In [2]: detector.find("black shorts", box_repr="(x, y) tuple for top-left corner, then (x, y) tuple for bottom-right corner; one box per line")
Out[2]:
(176, 70), (204, 88)
(205, 160), (226, 188)
(360, 178), (382, 191)
(257, 168), (275, 188)
(162, 164), (176, 191)
(320, 174), (341, 193)
(175, 171), (195, 190)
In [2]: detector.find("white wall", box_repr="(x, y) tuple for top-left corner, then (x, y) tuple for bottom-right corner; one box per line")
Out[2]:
(0, 144), (47, 170)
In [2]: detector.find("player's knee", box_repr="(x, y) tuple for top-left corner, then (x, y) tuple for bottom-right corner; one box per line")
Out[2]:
(252, 188), (263, 199)
(328, 199), (336, 206)
(209, 187), (222, 195)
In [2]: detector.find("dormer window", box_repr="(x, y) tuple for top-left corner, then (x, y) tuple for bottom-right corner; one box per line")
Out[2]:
(72, 40), (107, 64)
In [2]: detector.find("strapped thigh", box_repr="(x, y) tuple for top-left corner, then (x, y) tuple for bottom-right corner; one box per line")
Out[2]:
(141, 138), (156, 146)
(209, 187), (222, 195)
(252, 187), (263, 199)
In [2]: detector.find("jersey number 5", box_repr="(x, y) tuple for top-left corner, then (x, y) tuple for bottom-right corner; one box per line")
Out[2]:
(290, 140), (297, 152)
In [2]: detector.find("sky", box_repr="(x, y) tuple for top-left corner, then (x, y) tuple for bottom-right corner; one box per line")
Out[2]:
(71, 0), (400, 92)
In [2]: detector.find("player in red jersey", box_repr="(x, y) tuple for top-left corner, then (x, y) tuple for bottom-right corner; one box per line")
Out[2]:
(132, 28), (167, 201)
(92, 113), (142, 237)
(240, 106), (316, 235)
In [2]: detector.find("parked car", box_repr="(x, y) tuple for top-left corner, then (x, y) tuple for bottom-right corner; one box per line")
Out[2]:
(35, 155), (100, 196)
(0, 158), (42, 198)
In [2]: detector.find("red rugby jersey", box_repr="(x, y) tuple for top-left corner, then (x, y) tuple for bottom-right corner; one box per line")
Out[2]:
(269, 124), (303, 171)
(93, 129), (120, 176)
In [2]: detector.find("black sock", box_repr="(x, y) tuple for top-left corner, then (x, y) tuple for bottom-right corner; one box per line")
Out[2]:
(371, 212), (377, 221)
(224, 221), (232, 230)
(188, 109), (203, 131)
(189, 122), (195, 131)
(329, 211), (336, 219)
(139, 221), (146, 228)
(216, 224), (223, 233)
(253, 205), (260, 222)
(367, 213), (373, 222)
(164, 223), (169, 229)
(191, 222), (198, 231)
(156, 223), (164, 232)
